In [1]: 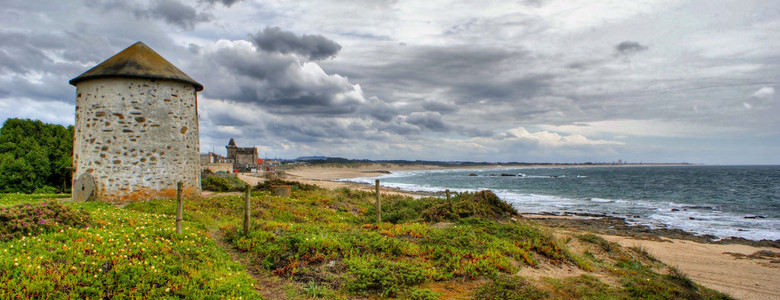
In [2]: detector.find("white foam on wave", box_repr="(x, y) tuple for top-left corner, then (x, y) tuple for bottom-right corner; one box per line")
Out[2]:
(647, 210), (780, 241)
(589, 198), (613, 203)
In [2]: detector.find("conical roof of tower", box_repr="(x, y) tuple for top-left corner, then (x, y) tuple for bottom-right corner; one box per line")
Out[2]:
(228, 138), (236, 146)
(69, 41), (203, 91)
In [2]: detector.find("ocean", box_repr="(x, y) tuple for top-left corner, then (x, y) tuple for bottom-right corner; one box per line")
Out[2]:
(342, 165), (780, 241)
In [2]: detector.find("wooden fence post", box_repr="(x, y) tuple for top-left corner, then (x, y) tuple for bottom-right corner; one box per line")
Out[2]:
(375, 179), (381, 223)
(243, 185), (251, 235)
(176, 182), (183, 234)
(446, 189), (451, 210)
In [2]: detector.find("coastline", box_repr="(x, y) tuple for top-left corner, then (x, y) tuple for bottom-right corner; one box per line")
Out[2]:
(271, 163), (780, 299)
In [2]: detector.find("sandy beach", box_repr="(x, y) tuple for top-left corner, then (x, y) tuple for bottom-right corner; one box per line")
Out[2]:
(281, 163), (505, 198)
(261, 163), (780, 299)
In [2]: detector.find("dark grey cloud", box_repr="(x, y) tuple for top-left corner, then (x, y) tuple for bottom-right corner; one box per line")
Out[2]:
(406, 112), (449, 132)
(251, 27), (342, 61)
(0, 32), (50, 74)
(325, 45), (545, 107)
(188, 43), (201, 54)
(0, 31), (102, 102)
(266, 117), (368, 143)
(134, 0), (213, 30)
(615, 41), (648, 55)
(320, 44), (558, 139)
(422, 99), (458, 114)
(195, 41), (364, 116)
(202, 0), (243, 7)
(376, 120), (421, 136)
(359, 97), (399, 122)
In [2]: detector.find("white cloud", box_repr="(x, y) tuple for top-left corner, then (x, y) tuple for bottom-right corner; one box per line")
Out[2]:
(0, 98), (73, 126)
(751, 86), (775, 100)
(505, 127), (624, 147)
(538, 120), (749, 138)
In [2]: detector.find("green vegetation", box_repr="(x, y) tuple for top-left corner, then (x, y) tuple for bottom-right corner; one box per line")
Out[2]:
(0, 201), (90, 241)
(255, 179), (320, 192)
(1, 184), (732, 299)
(0, 118), (74, 193)
(0, 194), (257, 299)
(202, 175), (247, 192)
(475, 274), (549, 299)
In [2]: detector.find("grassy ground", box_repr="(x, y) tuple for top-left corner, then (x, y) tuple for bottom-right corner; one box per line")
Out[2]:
(1, 185), (733, 299)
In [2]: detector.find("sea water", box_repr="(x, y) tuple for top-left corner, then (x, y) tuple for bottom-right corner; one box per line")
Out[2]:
(342, 165), (780, 241)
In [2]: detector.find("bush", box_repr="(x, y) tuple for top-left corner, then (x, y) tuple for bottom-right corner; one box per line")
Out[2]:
(0, 201), (91, 241)
(201, 177), (231, 192)
(255, 179), (319, 192)
(362, 196), (446, 224)
(421, 202), (458, 223)
(202, 176), (246, 192)
(422, 190), (517, 222)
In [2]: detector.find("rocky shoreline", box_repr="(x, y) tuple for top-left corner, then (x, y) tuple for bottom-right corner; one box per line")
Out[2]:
(528, 212), (780, 248)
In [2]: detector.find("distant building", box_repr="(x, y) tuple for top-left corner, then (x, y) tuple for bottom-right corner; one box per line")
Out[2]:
(200, 152), (232, 173)
(200, 152), (228, 164)
(226, 139), (258, 169)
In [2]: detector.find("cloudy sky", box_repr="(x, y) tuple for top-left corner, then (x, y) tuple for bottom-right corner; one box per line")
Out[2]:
(1, 0), (778, 164)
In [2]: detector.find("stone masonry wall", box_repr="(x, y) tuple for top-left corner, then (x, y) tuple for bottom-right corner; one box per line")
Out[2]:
(73, 77), (200, 204)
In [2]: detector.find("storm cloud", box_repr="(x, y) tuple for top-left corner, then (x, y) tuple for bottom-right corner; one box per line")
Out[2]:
(251, 27), (342, 61)
(202, 0), (243, 7)
(615, 41), (648, 55)
(135, 0), (213, 30)
(196, 40), (364, 115)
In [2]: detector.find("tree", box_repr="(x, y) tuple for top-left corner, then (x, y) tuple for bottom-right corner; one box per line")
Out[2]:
(0, 118), (74, 193)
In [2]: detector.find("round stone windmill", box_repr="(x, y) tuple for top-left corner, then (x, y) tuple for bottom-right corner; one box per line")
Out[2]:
(69, 42), (203, 204)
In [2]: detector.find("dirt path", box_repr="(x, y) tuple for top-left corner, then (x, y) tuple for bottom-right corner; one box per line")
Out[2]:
(209, 228), (289, 300)
(236, 173), (264, 186)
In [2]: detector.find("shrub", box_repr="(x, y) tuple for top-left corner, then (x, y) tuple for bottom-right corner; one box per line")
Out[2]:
(362, 196), (446, 223)
(201, 176), (247, 192)
(223, 176), (248, 191)
(421, 202), (458, 223)
(202, 176), (231, 192)
(256, 179), (319, 192)
(422, 190), (517, 222)
(0, 201), (91, 241)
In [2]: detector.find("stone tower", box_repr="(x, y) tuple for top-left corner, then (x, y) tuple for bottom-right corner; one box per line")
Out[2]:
(69, 42), (203, 204)
(226, 138), (238, 160)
